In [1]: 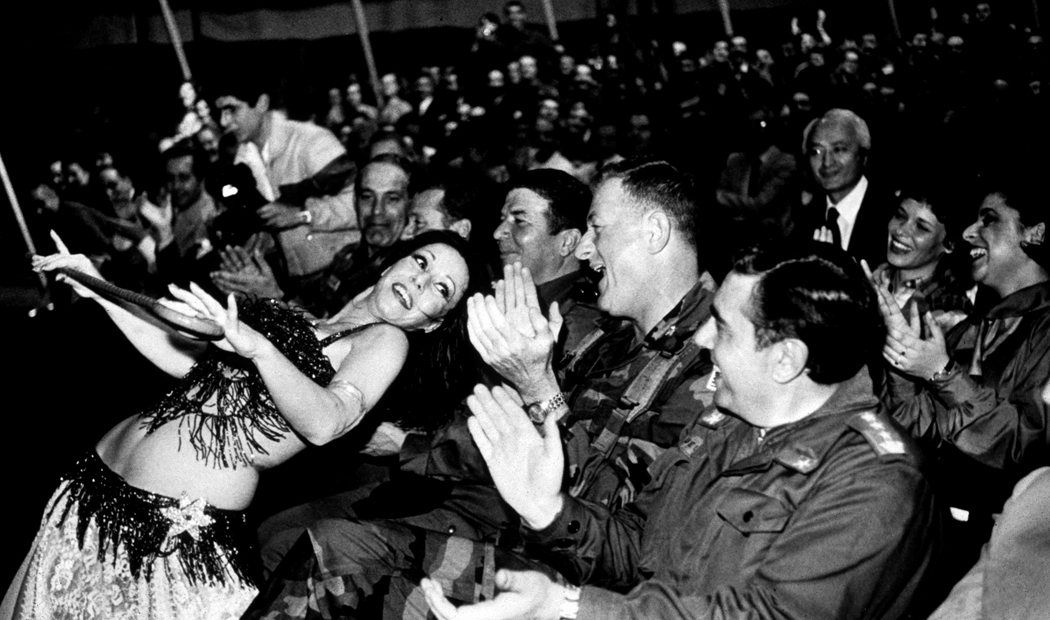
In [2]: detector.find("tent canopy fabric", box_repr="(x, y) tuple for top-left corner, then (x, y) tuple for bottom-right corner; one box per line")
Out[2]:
(71, 0), (798, 47)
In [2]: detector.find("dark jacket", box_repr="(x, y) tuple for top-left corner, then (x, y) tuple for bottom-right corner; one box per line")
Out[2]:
(886, 281), (1050, 516)
(793, 178), (897, 269)
(525, 370), (940, 620)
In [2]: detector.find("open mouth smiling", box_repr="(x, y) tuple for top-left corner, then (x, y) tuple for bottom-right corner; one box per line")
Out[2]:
(392, 282), (413, 310)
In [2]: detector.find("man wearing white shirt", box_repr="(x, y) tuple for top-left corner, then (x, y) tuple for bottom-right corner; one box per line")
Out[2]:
(799, 108), (894, 267)
(214, 78), (360, 285)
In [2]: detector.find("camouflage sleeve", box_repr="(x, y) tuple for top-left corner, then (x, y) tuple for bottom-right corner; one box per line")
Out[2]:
(399, 406), (493, 483)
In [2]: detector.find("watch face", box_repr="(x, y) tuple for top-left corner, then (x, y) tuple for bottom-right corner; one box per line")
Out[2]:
(526, 403), (546, 424)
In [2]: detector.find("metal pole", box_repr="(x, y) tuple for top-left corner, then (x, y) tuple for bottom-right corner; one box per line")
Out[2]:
(350, 0), (385, 110)
(157, 0), (193, 82)
(540, 0), (560, 42)
(0, 150), (50, 299)
(716, 0), (733, 37)
(886, 0), (902, 41)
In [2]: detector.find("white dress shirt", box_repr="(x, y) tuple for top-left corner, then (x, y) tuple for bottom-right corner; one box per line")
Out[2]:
(826, 175), (868, 250)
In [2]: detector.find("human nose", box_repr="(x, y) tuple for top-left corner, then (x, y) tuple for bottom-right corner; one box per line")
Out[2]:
(413, 270), (431, 290)
(962, 220), (978, 243)
(493, 218), (509, 240)
(575, 229), (595, 260)
(693, 317), (716, 349)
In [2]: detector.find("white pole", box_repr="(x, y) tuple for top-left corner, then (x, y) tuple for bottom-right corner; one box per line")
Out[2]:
(716, 0), (733, 37)
(540, 0), (560, 42)
(157, 0), (193, 81)
(351, 0), (385, 110)
(0, 150), (51, 306)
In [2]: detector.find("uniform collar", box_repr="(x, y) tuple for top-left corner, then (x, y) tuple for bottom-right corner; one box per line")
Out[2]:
(724, 369), (881, 475)
(643, 272), (717, 354)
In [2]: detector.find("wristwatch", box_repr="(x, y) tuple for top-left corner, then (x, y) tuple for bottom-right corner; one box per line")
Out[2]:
(525, 392), (567, 424)
(928, 359), (959, 382)
(559, 584), (581, 620)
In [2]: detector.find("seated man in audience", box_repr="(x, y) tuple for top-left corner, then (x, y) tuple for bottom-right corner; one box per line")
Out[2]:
(422, 241), (940, 620)
(877, 173), (1050, 590)
(211, 154), (412, 317)
(244, 160), (717, 619)
(796, 108), (895, 268)
(401, 182), (474, 241)
(211, 71), (359, 295)
(147, 140), (219, 284)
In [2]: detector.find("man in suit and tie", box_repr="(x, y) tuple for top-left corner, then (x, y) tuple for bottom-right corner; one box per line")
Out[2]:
(800, 108), (895, 268)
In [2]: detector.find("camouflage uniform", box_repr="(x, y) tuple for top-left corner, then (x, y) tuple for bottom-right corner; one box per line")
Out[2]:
(247, 276), (718, 619)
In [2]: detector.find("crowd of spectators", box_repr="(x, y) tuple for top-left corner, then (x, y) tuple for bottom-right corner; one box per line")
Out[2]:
(12, 1), (1050, 618)
(26, 2), (1049, 300)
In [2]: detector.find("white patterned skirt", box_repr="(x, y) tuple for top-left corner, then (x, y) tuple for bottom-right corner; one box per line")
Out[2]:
(1, 451), (258, 619)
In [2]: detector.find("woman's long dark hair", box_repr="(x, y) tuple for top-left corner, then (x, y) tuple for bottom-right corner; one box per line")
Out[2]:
(370, 230), (491, 432)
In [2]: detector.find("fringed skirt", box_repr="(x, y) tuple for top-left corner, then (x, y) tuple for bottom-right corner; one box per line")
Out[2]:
(1, 451), (259, 620)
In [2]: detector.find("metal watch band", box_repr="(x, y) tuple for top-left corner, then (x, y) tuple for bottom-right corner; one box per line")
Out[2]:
(559, 584), (581, 620)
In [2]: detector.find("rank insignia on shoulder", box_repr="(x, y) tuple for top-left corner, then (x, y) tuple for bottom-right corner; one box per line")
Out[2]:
(699, 407), (727, 428)
(853, 411), (907, 456)
(775, 446), (820, 473)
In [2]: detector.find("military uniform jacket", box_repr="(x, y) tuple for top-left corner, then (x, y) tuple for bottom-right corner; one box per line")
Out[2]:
(524, 371), (940, 620)
(387, 276), (715, 541)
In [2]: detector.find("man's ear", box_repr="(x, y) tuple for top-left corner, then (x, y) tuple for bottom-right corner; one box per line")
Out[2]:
(424, 319), (443, 333)
(449, 218), (472, 240)
(646, 210), (672, 254)
(771, 338), (809, 383)
(1023, 222), (1046, 247)
(557, 228), (582, 257)
(255, 93), (271, 112)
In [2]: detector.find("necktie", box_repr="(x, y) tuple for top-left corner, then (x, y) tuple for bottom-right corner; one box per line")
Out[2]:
(826, 207), (843, 249)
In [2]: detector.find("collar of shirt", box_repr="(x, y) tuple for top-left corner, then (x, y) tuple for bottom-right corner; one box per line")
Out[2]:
(826, 175), (868, 250)
(979, 280), (1050, 321)
(536, 269), (595, 310)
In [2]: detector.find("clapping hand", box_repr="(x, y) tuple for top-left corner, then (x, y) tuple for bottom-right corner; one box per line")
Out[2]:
(861, 260), (951, 379)
(257, 201), (306, 230)
(467, 263), (562, 402)
(813, 226), (836, 246)
(421, 570), (564, 620)
(465, 384), (564, 529)
(210, 245), (285, 300)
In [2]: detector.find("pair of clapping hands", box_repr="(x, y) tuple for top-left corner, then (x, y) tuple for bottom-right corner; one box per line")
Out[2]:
(418, 264), (572, 620)
(810, 230), (953, 379)
(210, 243), (286, 301)
(860, 260), (952, 380)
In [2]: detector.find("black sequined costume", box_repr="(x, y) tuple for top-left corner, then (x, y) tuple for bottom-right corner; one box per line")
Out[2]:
(2, 299), (362, 620)
(141, 298), (351, 468)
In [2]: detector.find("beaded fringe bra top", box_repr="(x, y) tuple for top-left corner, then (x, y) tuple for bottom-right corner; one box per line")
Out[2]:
(140, 298), (363, 468)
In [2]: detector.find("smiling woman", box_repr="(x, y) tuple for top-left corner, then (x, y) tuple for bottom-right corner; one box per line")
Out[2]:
(6, 230), (484, 619)
(870, 178), (973, 332)
(880, 173), (1050, 596)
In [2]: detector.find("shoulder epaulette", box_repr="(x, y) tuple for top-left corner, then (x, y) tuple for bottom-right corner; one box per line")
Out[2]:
(849, 411), (908, 457)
